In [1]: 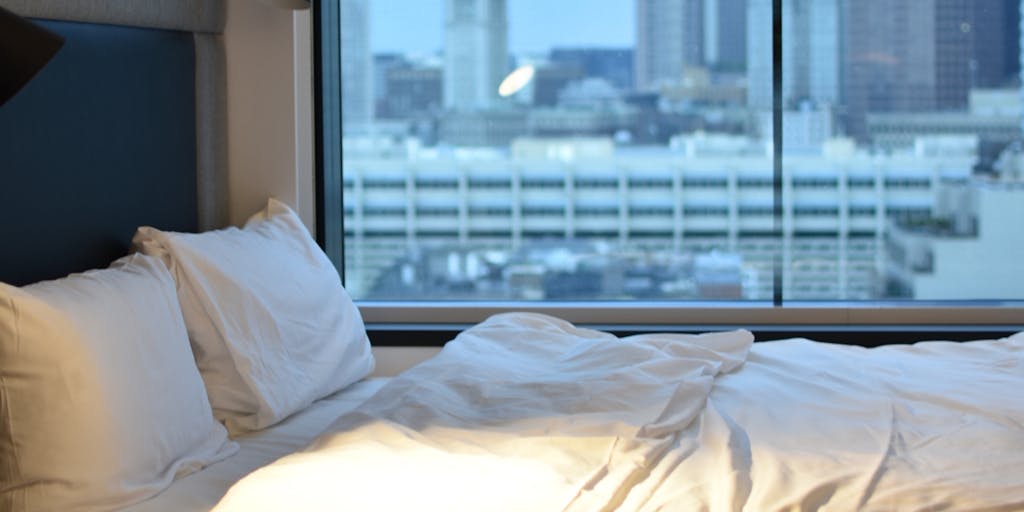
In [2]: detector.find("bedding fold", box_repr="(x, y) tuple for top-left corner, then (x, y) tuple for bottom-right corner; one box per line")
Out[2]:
(626, 334), (1024, 511)
(213, 313), (753, 512)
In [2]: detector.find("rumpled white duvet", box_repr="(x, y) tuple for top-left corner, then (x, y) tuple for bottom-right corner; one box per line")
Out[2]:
(214, 313), (1024, 511)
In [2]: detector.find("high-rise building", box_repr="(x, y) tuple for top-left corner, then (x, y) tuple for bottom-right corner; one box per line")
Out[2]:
(746, 0), (772, 109)
(341, 0), (373, 135)
(746, 0), (839, 110)
(704, 0), (747, 71)
(443, 0), (508, 112)
(969, 0), (1020, 88)
(784, 0), (839, 107)
(840, 0), (974, 140)
(635, 0), (705, 91)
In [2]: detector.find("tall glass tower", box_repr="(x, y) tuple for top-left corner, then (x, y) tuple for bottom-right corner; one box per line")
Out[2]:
(341, 0), (373, 135)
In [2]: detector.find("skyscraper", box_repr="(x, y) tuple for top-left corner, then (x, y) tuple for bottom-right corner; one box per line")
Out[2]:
(970, 0), (1020, 88)
(840, 0), (974, 140)
(746, 0), (839, 110)
(746, 0), (772, 109)
(635, 0), (705, 91)
(784, 0), (839, 107)
(341, 0), (373, 135)
(443, 0), (508, 112)
(704, 0), (747, 71)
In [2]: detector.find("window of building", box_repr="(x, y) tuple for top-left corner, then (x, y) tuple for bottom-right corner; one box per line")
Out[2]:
(317, 0), (1024, 327)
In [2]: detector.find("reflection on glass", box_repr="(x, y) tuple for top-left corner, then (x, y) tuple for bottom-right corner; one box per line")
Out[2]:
(340, 0), (1024, 302)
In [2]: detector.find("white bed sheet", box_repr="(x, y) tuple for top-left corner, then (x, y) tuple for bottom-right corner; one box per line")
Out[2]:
(120, 378), (389, 512)
(213, 313), (755, 511)
(620, 334), (1024, 510)
(212, 315), (1024, 511)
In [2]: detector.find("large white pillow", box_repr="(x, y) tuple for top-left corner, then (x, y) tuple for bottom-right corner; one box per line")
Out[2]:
(133, 198), (374, 434)
(0, 254), (238, 512)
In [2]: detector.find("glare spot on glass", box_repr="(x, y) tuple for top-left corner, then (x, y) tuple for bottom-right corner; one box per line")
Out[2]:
(498, 64), (535, 97)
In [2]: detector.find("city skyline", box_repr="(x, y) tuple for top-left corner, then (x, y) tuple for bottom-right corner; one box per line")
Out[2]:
(342, 0), (1024, 302)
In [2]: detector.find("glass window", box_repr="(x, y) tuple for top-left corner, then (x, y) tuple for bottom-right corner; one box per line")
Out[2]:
(776, 0), (1023, 301)
(332, 0), (1024, 307)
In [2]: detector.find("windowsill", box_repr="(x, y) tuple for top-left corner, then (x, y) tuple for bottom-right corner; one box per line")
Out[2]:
(358, 300), (1024, 327)
(360, 301), (1023, 347)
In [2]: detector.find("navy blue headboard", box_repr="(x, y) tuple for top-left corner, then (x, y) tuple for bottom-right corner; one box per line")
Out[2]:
(0, 20), (199, 286)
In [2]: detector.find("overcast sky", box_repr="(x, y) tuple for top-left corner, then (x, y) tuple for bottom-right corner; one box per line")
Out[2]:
(370, 1), (634, 55)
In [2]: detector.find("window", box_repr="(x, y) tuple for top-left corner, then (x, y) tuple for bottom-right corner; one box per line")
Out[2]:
(318, 0), (1024, 327)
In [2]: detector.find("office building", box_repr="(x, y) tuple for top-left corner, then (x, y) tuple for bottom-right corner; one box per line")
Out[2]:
(636, 0), (705, 91)
(443, 0), (508, 111)
(549, 48), (635, 92)
(885, 170), (1024, 299)
(841, 0), (974, 140)
(341, 0), (373, 134)
(747, 0), (839, 110)
(704, 0), (747, 71)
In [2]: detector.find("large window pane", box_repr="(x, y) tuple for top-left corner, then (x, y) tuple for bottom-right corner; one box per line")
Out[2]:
(341, 0), (770, 301)
(777, 0), (1024, 301)
(339, 0), (1024, 304)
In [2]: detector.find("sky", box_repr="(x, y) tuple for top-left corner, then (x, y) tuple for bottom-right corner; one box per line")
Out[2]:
(370, 0), (634, 56)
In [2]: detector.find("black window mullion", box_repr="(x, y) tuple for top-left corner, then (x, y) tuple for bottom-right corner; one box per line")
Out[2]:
(772, 0), (784, 307)
(313, 0), (346, 280)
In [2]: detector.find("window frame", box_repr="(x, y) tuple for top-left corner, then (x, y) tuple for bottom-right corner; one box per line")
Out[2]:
(315, 0), (1024, 337)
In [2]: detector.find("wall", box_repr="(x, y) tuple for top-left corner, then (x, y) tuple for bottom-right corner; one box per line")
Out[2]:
(223, 0), (314, 229)
(222, 1), (435, 372)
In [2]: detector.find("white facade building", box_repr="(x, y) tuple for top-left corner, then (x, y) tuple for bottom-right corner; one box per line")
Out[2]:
(342, 135), (975, 300)
(886, 178), (1024, 300)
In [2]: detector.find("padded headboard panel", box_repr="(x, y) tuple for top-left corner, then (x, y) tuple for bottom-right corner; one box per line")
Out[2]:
(0, 1), (226, 286)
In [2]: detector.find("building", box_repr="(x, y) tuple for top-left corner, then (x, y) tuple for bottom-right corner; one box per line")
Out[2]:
(867, 89), (1021, 151)
(340, 0), (373, 134)
(841, 0), (974, 140)
(703, 0), (747, 72)
(549, 47), (634, 92)
(759, 107), (836, 154)
(372, 53), (405, 106)
(342, 134), (975, 300)
(970, 0), (1021, 88)
(443, 0), (508, 112)
(530, 64), (585, 107)
(635, 0), (705, 91)
(885, 173), (1024, 300)
(745, 0), (771, 109)
(380, 64), (444, 119)
(747, 0), (839, 110)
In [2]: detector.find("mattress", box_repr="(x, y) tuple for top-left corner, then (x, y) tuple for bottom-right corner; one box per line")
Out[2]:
(120, 378), (389, 512)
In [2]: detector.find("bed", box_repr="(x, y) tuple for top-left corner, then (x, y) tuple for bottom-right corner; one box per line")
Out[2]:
(208, 314), (1024, 511)
(1, 2), (1023, 512)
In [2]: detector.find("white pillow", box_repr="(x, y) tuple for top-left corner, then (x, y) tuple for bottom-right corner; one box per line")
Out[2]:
(0, 254), (238, 512)
(133, 198), (374, 434)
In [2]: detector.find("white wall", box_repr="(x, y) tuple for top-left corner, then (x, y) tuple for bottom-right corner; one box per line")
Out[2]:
(222, 2), (438, 373)
(223, 0), (314, 230)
